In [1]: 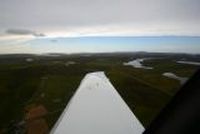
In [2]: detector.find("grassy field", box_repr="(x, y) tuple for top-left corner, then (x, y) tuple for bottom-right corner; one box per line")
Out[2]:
(0, 52), (199, 133)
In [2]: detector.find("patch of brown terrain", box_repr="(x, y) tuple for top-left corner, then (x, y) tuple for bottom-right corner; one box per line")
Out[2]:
(27, 119), (48, 134)
(25, 104), (48, 120)
(25, 104), (49, 134)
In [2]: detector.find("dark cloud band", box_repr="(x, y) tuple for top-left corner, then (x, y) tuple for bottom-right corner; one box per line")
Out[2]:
(5, 29), (45, 37)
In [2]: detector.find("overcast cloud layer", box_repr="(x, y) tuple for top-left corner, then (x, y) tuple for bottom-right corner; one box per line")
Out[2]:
(0, 0), (200, 37)
(0, 0), (200, 54)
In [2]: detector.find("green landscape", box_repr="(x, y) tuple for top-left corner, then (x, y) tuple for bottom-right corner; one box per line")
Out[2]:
(0, 52), (199, 134)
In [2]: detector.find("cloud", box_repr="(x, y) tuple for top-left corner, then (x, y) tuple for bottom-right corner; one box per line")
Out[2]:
(50, 39), (58, 43)
(5, 29), (45, 37)
(0, 0), (200, 36)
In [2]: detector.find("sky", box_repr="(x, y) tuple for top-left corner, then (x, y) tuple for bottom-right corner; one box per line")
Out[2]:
(0, 0), (200, 54)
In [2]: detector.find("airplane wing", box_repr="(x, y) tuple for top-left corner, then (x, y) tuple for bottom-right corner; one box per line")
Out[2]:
(50, 72), (144, 134)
